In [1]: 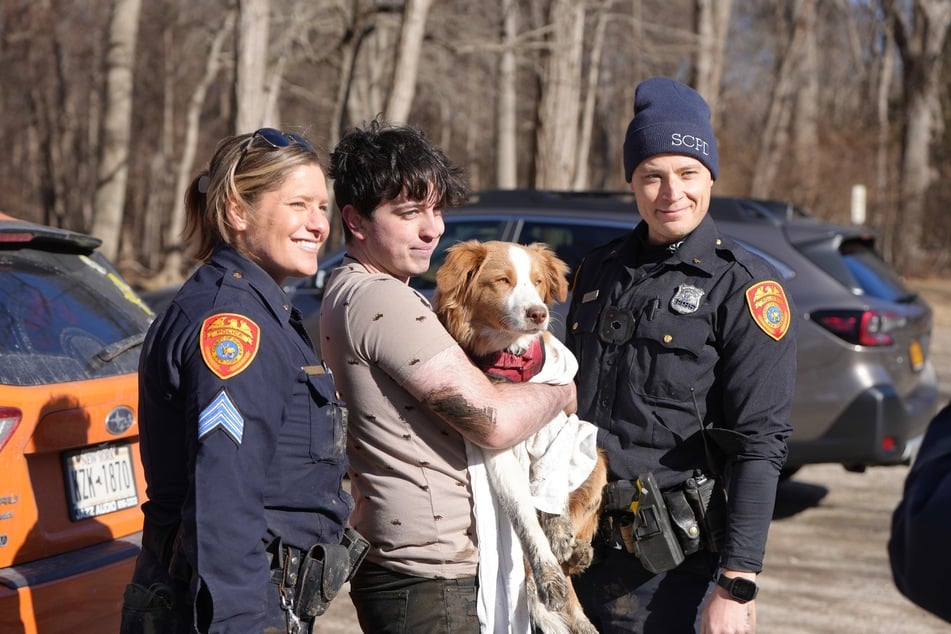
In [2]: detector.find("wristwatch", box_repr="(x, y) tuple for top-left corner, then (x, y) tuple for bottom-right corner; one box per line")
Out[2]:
(717, 575), (759, 603)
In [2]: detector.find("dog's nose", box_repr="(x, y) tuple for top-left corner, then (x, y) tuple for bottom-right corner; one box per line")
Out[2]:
(526, 305), (548, 325)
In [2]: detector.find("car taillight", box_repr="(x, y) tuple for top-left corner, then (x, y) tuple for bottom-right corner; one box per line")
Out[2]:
(0, 407), (22, 452)
(810, 309), (905, 346)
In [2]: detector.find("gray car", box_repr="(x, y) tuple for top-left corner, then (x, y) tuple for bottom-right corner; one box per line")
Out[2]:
(148, 189), (940, 475)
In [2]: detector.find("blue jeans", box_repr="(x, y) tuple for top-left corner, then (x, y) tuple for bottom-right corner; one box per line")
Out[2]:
(349, 561), (479, 633)
(573, 547), (717, 633)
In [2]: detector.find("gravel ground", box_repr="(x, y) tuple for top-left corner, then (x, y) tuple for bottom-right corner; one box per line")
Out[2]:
(316, 278), (951, 633)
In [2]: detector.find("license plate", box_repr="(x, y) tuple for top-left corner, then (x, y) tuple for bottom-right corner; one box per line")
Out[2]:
(908, 340), (924, 372)
(64, 444), (139, 521)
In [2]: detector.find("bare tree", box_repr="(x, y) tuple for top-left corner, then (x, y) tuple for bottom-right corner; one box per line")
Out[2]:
(234, 0), (269, 132)
(385, 0), (433, 123)
(791, 0), (820, 206)
(535, 0), (584, 188)
(90, 0), (142, 261)
(496, 0), (519, 188)
(694, 0), (732, 117)
(573, 0), (614, 189)
(152, 12), (236, 285)
(885, 0), (951, 272)
(749, 0), (816, 200)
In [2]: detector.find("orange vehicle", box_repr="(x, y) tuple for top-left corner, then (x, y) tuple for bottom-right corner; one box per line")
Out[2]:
(0, 213), (153, 632)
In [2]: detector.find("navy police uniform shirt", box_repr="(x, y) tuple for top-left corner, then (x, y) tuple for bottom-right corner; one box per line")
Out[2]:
(889, 400), (951, 624)
(137, 242), (352, 630)
(565, 214), (796, 572)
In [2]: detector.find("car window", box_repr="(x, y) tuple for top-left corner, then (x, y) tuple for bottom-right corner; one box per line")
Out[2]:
(518, 220), (629, 276)
(0, 250), (152, 385)
(839, 240), (917, 302)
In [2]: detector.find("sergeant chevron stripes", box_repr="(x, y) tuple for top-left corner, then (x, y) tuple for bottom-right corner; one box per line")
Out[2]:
(198, 389), (245, 445)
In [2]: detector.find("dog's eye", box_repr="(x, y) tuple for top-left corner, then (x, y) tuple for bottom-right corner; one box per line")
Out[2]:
(495, 276), (511, 286)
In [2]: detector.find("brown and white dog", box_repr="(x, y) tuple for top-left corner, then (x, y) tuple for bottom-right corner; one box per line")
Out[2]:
(433, 240), (607, 634)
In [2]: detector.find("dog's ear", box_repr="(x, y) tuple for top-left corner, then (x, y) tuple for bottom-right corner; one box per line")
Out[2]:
(434, 240), (488, 343)
(528, 242), (570, 304)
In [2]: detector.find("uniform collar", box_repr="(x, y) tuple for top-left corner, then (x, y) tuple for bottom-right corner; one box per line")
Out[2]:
(618, 214), (721, 276)
(209, 242), (296, 323)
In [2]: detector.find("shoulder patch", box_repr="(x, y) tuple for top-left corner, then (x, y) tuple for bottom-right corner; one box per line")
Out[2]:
(745, 281), (791, 341)
(200, 313), (261, 379)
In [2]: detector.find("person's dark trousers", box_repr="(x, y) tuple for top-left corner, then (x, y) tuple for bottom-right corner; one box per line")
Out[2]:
(349, 561), (479, 633)
(574, 547), (717, 633)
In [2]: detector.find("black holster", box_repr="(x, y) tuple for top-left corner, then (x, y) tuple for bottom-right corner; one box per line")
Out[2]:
(120, 521), (191, 634)
(274, 526), (369, 620)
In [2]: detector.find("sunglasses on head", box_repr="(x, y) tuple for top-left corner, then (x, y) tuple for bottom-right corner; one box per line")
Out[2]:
(237, 127), (315, 167)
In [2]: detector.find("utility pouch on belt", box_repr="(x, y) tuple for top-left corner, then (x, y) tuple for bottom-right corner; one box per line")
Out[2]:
(293, 527), (369, 619)
(295, 543), (348, 618)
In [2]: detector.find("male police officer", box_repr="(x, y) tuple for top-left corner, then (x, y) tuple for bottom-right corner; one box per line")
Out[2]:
(566, 77), (797, 633)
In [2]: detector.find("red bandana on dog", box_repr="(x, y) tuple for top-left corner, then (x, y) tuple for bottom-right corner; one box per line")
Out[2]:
(473, 335), (546, 383)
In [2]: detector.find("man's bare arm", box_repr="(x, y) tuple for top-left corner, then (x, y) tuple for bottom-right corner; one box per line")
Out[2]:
(402, 345), (576, 450)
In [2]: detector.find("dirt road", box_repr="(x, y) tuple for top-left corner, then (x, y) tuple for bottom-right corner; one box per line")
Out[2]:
(317, 278), (951, 633)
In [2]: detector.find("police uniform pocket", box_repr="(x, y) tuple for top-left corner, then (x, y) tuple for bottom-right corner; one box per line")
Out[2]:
(304, 372), (347, 463)
(630, 315), (709, 402)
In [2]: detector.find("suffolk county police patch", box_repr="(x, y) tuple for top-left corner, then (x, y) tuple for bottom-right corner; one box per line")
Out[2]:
(200, 313), (261, 379)
(745, 281), (791, 340)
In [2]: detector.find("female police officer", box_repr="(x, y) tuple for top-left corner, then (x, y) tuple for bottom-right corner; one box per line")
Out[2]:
(121, 129), (358, 633)
(566, 78), (797, 633)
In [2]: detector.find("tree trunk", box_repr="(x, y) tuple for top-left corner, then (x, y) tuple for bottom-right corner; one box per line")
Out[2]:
(90, 0), (142, 261)
(573, 0), (614, 190)
(234, 0), (269, 133)
(874, 25), (896, 261)
(535, 0), (584, 189)
(496, 0), (518, 189)
(750, 0), (815, 199)
(384, 0), (433, 124)
(886, 0), (951, 272)
(155, 12), (234, 285)
(792, 0), (820, 208)
(694, 0), (732, 119)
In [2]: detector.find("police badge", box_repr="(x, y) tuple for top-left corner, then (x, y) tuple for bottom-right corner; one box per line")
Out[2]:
(670, 284), (704, 314)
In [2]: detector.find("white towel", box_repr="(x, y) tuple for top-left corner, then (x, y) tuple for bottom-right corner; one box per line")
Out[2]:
(470, 337), (599, 633)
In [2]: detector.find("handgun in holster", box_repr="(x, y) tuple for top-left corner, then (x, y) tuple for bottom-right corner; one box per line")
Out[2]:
(629, 472), (686, 574)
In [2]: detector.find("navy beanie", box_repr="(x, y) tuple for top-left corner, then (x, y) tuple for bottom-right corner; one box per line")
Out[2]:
(623, 77), (719, 182)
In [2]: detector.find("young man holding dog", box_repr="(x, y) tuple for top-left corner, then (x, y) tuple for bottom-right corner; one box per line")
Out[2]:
(319, 119), (577, 633)
(565, 77), (797, 633)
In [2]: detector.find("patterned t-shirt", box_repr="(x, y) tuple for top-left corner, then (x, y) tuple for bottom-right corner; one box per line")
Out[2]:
(319, 259), (478, 579)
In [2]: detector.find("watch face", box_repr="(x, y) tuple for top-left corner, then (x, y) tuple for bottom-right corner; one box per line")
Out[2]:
(730, 577), (758, 601)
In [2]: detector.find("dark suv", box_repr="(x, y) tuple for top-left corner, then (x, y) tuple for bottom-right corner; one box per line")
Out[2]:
(150, 189), (940, 475)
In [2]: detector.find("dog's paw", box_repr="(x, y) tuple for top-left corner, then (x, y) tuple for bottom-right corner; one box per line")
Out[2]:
(565, 539), (594, 574)
(536, 562), (570, 610)
(541, 513), (576, 563)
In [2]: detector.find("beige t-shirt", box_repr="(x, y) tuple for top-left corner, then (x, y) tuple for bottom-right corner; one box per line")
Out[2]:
(319, 260), (478, 579)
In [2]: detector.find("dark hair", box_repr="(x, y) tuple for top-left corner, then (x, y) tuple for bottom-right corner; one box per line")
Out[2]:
(184, 129), (323, 262)
(329, 118), (467, 241)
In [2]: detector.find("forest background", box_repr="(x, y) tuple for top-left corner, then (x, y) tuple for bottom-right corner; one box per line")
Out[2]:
(1, 0), (949, 288)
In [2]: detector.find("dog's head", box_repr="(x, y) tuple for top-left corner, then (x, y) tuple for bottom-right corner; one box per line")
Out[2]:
(433, 240), (570, 357)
